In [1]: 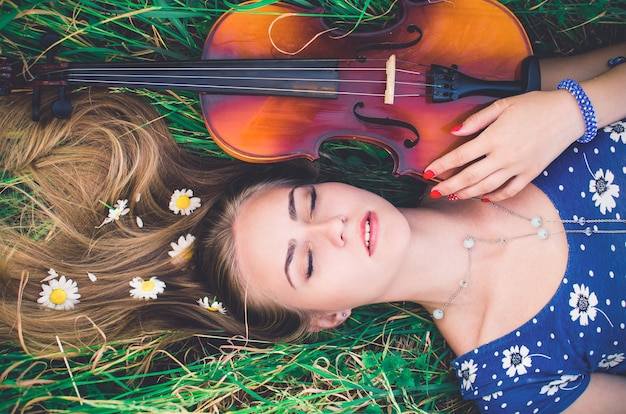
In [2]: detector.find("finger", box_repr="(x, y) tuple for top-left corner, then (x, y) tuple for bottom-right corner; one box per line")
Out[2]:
(452, 99), (509, 136)
(431, 159), (509, 199)
(453, 169), (518, 200)
(423, 137), (491, 180)
(481, 175), (532, 202)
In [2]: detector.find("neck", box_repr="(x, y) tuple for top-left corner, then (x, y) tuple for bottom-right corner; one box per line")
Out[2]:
(389, 184), (564, 311)
(388, 199), (480, 309)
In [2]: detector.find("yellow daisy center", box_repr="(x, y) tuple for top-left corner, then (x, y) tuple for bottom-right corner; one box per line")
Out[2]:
(182, 248), (194, 261)
(175, 195), (191, 210)
(141, 280), (155, 292)
(50, 288), (67, 305)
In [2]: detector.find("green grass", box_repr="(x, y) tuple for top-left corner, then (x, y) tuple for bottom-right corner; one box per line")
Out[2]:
(1, 0), (624, 412)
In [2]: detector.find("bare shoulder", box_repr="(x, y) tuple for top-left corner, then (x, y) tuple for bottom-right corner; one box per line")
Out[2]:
(564, 373), (626, 413)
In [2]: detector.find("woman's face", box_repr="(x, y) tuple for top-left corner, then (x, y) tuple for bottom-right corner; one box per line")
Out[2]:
(233, 182), (411, 313)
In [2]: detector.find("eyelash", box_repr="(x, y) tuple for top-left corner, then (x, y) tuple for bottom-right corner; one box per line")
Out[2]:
(306, 186), (316, 279)
(306, 249), (313, 279)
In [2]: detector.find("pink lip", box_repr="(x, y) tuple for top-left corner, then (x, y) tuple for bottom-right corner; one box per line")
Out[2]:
(361, 212), (378, 256)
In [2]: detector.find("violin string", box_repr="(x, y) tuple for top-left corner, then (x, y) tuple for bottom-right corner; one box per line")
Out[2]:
(65, 73), (436, 88)
(38, 59), (440, 97)
(41, 58), (433, 78)
(61, 79), (432, 98)
(57, 66), (431, 75)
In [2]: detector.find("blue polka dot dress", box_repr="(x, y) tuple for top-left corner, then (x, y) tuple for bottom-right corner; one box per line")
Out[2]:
(452, 120), (626, 413)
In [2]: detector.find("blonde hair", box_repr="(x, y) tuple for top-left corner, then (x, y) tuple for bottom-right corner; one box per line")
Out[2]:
(0, 90), (317, 354)
(200, 180), (316, 343)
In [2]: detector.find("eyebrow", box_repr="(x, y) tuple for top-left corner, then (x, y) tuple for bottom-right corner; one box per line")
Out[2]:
(285, 186), (298, 289)
(284, 239), (296, 289)
(288, 186), (297, 220)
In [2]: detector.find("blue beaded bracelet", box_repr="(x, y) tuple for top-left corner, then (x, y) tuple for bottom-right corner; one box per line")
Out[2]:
(608, 56), (626, 68)
(557, 78), (597, 143)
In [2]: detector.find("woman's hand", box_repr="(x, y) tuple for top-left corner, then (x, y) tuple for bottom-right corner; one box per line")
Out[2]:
(424, 90), (583, 201)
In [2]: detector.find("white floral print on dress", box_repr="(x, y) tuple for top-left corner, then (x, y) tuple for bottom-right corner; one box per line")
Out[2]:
(569, 283), (598, 326)
(598, 353), (625, 369)
(589, 168), (620, 215)
(458, 359), (478, 391)
(603, 121), (626, 144)
(482, 390), (503, 401)
(501, 345), (533, 377)
(539, 374), (582, 396)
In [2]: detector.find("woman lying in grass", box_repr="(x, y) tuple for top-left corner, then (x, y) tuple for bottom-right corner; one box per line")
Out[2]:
(1, 42), (624, 413)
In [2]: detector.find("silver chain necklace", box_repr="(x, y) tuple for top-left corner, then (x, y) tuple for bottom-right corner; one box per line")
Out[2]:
(432, 201), (626, 320)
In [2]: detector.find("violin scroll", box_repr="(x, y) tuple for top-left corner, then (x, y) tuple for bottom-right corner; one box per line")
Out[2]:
(0, 32), (73, 120)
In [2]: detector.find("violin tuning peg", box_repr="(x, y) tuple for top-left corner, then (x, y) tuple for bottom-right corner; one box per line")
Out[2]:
(40, 33), (62, 63)
(51, 99), (73, 119)
(40, 32), (61, 49)
(51, 86), (73, 119)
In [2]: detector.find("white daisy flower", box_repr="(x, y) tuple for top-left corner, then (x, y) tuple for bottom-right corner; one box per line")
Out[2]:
(501, 345), (532, 377)
(87, 272), (97, 283)
(197, 296), (227, 314)
(482, 391), (503, 401)
(97, 199), (130, 227)
(569, 283), (599, 326)
(458, 359), (478, 391)
(129, 276), (166, 300)
(37, 275), (81, 310)
(589, 168), (620, 215)
(604, 121), (626, 144)
(168, 234), (196, 261)
(598, 353), (625, 369)
(169, 189), (201, 215)
(42, 268), (59, 282)
(540, 374), (581, 396)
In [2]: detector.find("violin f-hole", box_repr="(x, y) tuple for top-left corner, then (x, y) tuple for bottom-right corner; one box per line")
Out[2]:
(352, 102), (420, 148)
(354, 24), (423, 62)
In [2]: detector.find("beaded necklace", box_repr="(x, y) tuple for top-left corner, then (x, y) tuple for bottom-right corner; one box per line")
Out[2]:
(432, 201), (626, 320)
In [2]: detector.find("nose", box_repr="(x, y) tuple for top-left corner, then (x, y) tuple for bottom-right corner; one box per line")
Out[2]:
(308, 215), (346, 247)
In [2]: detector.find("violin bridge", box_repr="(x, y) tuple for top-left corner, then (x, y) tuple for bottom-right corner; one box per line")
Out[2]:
(384, 54), (396, 105)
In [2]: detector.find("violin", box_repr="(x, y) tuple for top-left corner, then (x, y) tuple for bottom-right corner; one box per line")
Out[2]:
(0, 0), (539, 181)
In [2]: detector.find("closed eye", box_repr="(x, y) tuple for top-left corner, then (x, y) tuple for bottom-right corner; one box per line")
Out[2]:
(306, 248), (313, 279)
(306, 186), (316, 278)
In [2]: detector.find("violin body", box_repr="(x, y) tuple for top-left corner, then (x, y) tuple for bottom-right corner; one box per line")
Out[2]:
(201, 0), (533, 179)
(0, 0), (534, 181)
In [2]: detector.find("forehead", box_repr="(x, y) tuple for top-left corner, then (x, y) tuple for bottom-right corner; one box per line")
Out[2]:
(232, 185), (293, 294)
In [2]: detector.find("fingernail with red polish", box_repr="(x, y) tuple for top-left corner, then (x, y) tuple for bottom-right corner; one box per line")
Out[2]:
(448, 193), (460, 201)
(480, 197), (491, 203)
(423, 169), (436, 180)
(450, 124), (463, 133)
(430, 189), (443, 199)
